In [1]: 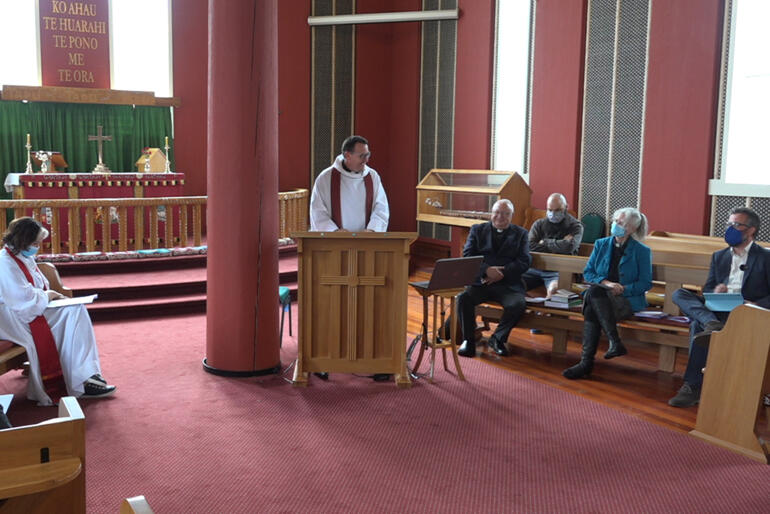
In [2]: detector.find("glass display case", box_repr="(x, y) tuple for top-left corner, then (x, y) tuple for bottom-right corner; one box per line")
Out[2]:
(416, 169), (531, 228)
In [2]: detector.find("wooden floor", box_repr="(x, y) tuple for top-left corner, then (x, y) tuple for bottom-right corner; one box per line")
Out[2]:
(406, 268), (699, 434)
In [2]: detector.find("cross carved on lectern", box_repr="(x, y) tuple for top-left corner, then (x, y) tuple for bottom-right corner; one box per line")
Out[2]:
(320, 249), (385, 360)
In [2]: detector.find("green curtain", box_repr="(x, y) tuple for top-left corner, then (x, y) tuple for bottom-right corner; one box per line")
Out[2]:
(0, 100), (173, 199)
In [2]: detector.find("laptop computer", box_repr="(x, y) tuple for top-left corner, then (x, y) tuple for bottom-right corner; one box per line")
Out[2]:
(703, 293), (744, 312)
(410, 256), (483, 292)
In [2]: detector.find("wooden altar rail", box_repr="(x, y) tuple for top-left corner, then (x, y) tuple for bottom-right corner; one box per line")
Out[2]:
(0, 190), (309, 253)
(0, 197), (206, 254)
(279, 188), (309, 239)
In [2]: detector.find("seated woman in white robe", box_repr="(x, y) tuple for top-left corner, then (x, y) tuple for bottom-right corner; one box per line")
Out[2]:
(0, 217), (115, 405)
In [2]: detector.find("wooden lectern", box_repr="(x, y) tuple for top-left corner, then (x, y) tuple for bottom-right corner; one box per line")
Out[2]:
(292, 231), (417, 388)
(690, 304), (770, 463)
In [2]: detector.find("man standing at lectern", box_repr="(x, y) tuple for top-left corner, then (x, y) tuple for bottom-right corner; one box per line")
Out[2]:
(310, 135), (389, 232)
(668, 206), (770, 408)
(457, 199), (531, 358)
(309, 136), (390, 381)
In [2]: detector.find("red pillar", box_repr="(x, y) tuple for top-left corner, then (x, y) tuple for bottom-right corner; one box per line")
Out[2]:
(204, 0), (280, 375)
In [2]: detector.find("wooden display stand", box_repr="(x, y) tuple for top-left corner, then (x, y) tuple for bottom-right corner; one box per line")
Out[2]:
(416, 169), (531, 228)
(31, 152), (68, 172)
(292, 231), (417, 388)
(690, 304), (770, 463)
(0, 397), (85, 513)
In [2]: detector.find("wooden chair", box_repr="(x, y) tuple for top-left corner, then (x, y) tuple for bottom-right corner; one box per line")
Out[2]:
(0, 397), (85, 513)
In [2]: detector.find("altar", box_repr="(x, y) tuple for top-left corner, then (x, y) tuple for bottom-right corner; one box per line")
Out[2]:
(4, 172), (185, 200)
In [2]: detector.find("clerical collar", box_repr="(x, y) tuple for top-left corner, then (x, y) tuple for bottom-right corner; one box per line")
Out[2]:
(341, 161), (361, 174)
(496, 228), (504, 233)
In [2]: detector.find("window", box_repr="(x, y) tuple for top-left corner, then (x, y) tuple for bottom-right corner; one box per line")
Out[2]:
(711, 0), (770, 196)
(0, 0), (172, 97)
(491, 0), (535, 177)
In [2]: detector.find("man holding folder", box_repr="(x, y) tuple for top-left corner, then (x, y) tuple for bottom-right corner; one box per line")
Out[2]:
(668, 207), (770, 407)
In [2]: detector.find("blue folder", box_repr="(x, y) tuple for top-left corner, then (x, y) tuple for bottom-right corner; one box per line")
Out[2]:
(703, 293), (744, 312)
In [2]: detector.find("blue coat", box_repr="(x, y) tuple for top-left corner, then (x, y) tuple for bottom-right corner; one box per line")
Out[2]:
(583, 236), (652, 312)
(704, 243), (770, 309)
(463, 222), (531, 290)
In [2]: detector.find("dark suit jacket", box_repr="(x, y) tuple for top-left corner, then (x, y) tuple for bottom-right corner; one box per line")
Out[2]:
(704, 242), (770, 309)
(463, 222), (531, 290)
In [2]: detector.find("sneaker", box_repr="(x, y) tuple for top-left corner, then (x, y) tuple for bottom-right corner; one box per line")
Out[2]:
(82, 376), (116, 398)
(668, 383), (700, 408)
(89, 374), (107, 384)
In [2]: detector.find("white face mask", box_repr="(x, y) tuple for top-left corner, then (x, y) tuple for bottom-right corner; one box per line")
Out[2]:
(547, 210), (565, 224)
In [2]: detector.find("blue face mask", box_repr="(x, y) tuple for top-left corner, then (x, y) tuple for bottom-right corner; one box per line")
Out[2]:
(547, 210), (565, 224)
(610, 222), (626, 238)
(724, 225), (745, 247)
(20, 246), (39, 258)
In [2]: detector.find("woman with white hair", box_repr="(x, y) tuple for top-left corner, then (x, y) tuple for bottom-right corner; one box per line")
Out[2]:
(0, 217), (116, 405)
(563, 207), (652, 379)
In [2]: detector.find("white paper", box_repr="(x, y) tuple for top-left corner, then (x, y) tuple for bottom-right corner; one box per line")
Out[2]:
(0, 394), (12, 413)
(48, 294), (98, 308)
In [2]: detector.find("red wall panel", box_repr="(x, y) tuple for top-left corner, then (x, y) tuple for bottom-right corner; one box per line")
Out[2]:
(278, 1), (312, 191)
(171, 0), (208, 196)
(528, 0), (587, 211)
(354, 0), (422, 232)
(641, 0), (723, 234)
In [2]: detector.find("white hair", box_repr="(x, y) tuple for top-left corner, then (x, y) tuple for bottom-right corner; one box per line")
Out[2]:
(493, 198), (514, 215)
(613, 207), (647, 241)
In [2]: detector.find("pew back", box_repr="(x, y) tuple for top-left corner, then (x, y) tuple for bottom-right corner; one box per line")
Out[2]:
(0, 397), (85, 513)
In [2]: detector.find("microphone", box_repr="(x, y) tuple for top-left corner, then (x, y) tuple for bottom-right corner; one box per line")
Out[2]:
(740, 264), (746, 271)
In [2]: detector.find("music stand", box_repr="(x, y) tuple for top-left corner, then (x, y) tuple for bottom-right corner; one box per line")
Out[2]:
(408, 256), (483, 381)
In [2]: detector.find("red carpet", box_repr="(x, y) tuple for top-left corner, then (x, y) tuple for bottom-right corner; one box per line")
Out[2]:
(2, 310), (769, 513)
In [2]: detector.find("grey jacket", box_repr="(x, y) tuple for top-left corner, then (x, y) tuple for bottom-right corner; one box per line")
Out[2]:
(528, 214), (583, 255)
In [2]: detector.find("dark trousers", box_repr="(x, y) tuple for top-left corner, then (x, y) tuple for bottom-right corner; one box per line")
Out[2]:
(457, 283), (526, 346)
(579, 285), (621, 355)
(672, 288), (729, 387)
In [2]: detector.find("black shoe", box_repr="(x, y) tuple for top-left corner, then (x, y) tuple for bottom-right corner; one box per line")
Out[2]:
(668, 382), (701, 407)
(457, 340), (476, 358)
(692, 320), (724, 348)
(82, 377), (116, 398)
(562, 360), (593, 380)
(373, 374), (391, 382)
(488, 338), (509, 357)
(603, 340), (627, 359)
(313, 372), (329, 380)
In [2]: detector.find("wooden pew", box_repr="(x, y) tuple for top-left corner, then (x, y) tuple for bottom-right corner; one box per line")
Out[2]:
(476, 252), (710, 372)
(690, 304), (770, 463)
(0, 397), (85, 513)
(0, 262), (73, 377)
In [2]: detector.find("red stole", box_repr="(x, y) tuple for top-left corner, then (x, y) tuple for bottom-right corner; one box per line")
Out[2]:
(331, 169), (374, 229)
(5, 249), (66, 402)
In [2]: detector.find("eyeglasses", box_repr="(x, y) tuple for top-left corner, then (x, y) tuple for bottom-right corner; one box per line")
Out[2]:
(726, 221), (751, 229)
(349, 152), (371, 159)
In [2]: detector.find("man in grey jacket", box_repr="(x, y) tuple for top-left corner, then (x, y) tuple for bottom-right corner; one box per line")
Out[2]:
(522, 193), (583, 298)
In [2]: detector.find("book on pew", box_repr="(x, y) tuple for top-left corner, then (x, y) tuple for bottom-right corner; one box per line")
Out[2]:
(544, 298), (582, 309)
(548, 289), (580, 303)
(634, 310), (669, 319)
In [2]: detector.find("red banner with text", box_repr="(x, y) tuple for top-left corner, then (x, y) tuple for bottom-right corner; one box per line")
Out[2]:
(39, 0), (110, 88)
